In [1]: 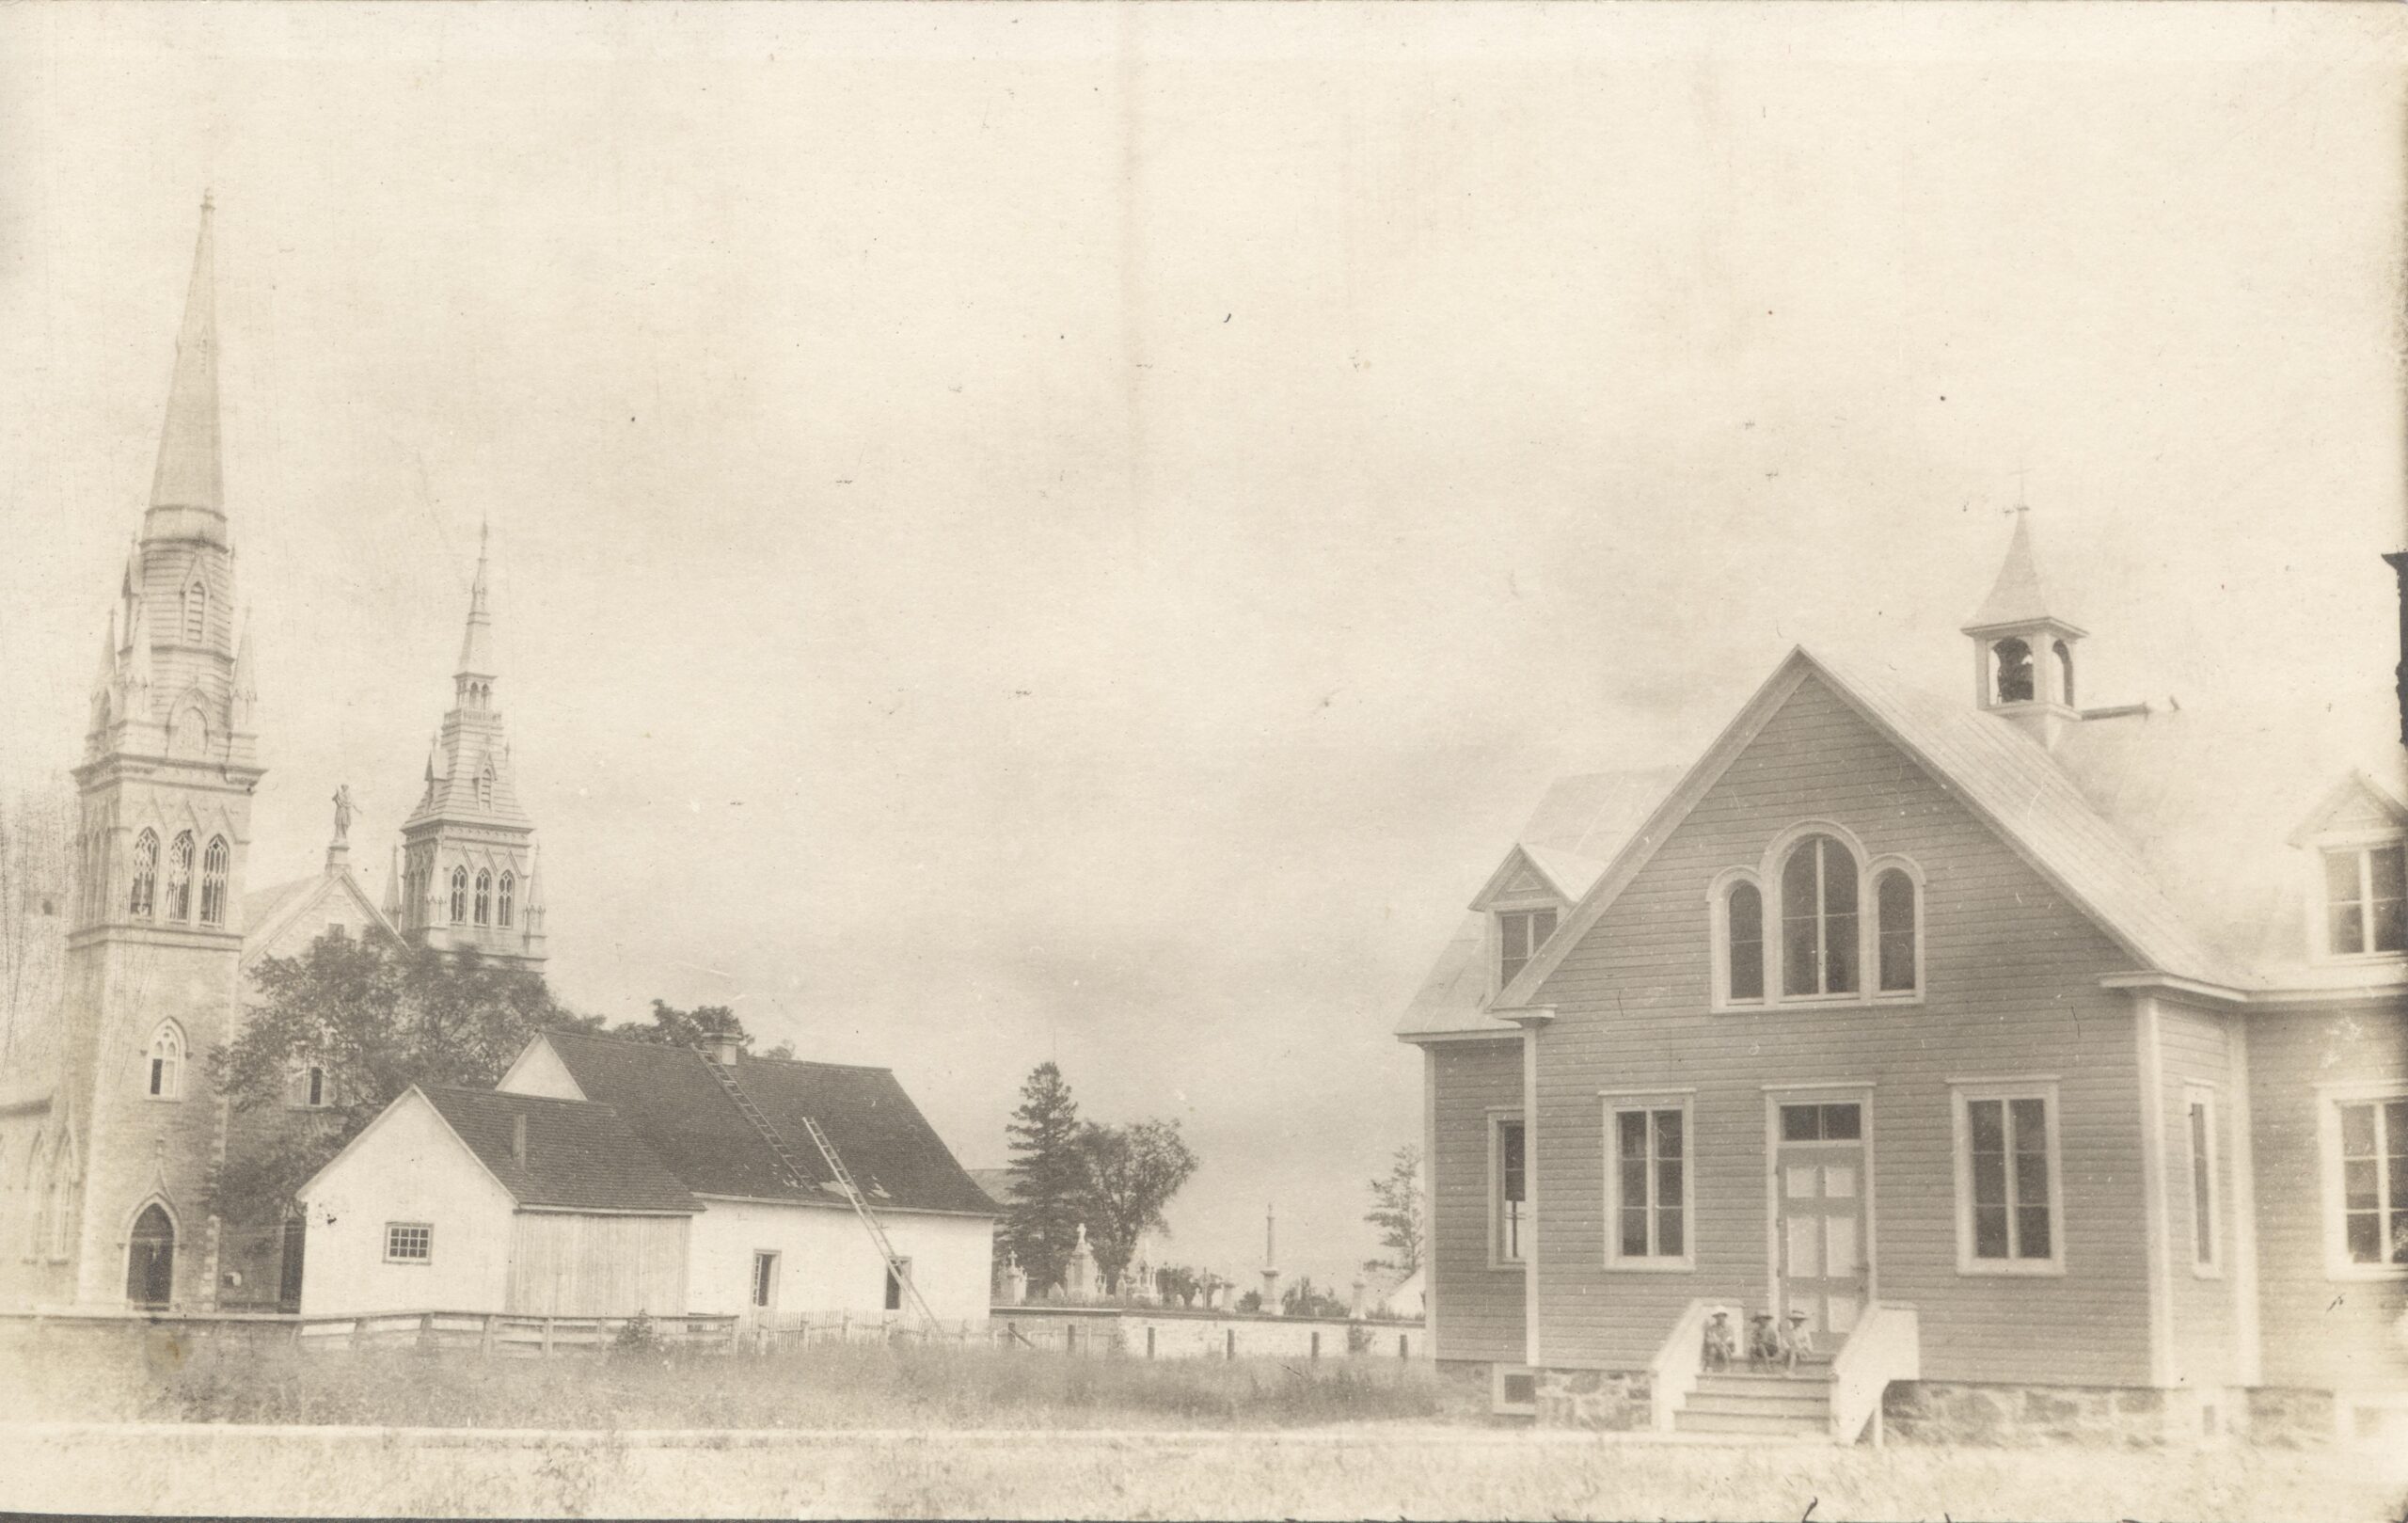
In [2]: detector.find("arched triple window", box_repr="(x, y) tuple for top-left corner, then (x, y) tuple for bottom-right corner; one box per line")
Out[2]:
(128, 830), (158, 920)
(474, 870), (492, 927)
(498, 871), (515, 928)
(1713, 831), (1923, 1008)
(165, 832), (195, 922)
(1781, 833), (1859, 997)
(449, 867), (468, 925)
(146, 1023), (184, 1101)
(198, 836), (229, 927)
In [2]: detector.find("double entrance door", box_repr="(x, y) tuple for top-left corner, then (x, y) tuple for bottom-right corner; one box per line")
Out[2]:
(1772, 1097), (1868, 1354)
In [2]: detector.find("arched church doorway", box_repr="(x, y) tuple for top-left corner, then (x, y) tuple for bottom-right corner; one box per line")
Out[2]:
(126, 1204), (175, 1309)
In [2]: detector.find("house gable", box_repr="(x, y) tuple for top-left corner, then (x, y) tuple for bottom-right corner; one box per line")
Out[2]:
(1472, 848), (1567, 911)
(2288, 769), (2408, 847)
(242, 868), (405, 969)
(497, 1034), (589, 1102)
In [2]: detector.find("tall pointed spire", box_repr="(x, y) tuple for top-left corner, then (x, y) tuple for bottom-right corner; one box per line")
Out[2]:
(147, 195), (224, 534)
(1963, 510), (2081, 635)
(456, 518), (495, 678)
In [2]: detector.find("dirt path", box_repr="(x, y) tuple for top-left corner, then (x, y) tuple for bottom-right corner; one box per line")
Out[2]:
(2, 1420), (2400, 1519)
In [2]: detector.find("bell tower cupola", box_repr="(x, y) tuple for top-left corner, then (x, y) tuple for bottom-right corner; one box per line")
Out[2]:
(1963, 510), (2085, 749)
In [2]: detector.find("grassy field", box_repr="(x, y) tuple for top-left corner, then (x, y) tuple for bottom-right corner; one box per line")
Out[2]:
(6, 1333), (2404, 1518)
(3, 1420), (2403, 1519)
(4, 1328), (1470, 1430)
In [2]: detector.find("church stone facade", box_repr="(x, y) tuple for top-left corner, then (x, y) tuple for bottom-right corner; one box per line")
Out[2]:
(0, 200), (548, 1312)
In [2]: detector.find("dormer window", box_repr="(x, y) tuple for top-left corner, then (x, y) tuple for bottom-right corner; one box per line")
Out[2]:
(2324, 843), (2406, 957)
(1498, 908), (1558, 989)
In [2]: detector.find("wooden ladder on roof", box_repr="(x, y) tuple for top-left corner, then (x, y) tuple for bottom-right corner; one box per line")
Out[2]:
(704, 1057), (943, 1337)
(795, 1113), (943, 1338)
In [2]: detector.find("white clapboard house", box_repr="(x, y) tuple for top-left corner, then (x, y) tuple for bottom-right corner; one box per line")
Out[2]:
(300, 1030), (996, 1326)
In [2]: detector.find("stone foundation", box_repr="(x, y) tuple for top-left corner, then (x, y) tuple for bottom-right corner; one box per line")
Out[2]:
(1534, 1367), (1653, 1429)
(1883, 1381), (2229, 1448)
(2245, 1387), (2337, 1448)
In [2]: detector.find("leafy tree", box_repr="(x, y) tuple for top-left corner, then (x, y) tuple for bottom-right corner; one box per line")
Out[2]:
(578, 998), (750, 1048)
(211, 932), (580, 1228)
(1235, 1289), (1262, 1314)
(1155, 1262), (1203, 1308)
(1003, 1062), (1087, 1293)
(1362, 1143), (1425, 1281)
(1281, 1276), (1348, 1320)
(1078, 1118), (1199, 1293)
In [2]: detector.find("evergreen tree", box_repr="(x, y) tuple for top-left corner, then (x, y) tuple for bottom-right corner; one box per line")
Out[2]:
(1004, 1061), (1087, 1293)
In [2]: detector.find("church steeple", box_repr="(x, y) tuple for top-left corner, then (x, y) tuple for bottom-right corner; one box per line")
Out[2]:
(395, 523), (544, 970)
(147, 193), (226, 543)
(1963, 509), (2087, 748)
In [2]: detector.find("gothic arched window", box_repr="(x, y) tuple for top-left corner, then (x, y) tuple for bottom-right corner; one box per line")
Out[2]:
(146, 1022), (185, 1101)
(498, 871), (515, 928)
(198, 836), (229, 927)
(1991, 638), (2034, 705)
(182, 578), (207, 643)
(450, 867), (468, 925)
(1725, 880), (1765, 1002)
(165, 832), (195, 921)
(476, 765), (495, 809)
(474, 870), (491, 927)
(1780, 833), (1860, 997)
(128, 830), (158, 920)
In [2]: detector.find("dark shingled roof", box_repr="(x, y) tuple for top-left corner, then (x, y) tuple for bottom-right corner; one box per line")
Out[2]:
(541, 1031), (997, 1217)
(420, 1085), (700, 1214)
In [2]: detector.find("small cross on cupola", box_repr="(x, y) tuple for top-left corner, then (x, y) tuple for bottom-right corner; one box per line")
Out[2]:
(1962, 508), (2086, 749)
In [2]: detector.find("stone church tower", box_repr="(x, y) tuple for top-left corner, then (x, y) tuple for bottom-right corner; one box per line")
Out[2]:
(391, 529), (547, 970)
(54, 198), (263, 1309)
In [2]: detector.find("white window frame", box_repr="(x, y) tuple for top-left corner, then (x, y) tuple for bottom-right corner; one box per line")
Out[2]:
(2318, 1080), (2408, 1282)
(1603, 1090), (1696, 1272)
(1708, 824), (1925, 1012)
(1949, 1078), (2066, 1277)
(2312, 834), (2408, 962)
(383, 1222), (433, 1264)
(2185, 1086), (2222, 1278)
(1487, 1109), (1528, 1268)
(1495, 905), (1560, 994)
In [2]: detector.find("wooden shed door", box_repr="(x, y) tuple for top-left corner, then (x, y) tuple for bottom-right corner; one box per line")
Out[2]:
(1774, 1101), (1867, 1353)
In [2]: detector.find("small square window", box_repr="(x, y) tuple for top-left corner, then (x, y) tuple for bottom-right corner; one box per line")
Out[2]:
(384, 1223), (432, 1263)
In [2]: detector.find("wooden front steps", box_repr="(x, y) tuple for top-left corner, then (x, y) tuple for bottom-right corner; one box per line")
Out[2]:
(1673, 1359), (1835, 1438)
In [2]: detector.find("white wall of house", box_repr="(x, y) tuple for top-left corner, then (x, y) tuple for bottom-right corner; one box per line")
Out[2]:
(688, 1198), (994, 1325)
(297, 1092), (515, 1316)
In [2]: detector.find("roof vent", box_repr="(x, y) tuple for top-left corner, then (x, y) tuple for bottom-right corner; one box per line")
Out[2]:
(703, 1035), (743, 1068)
(511, 1113), (529, 1167)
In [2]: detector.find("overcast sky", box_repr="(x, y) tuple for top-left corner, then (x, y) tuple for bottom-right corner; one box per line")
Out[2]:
(2, 4), (2401, 1295)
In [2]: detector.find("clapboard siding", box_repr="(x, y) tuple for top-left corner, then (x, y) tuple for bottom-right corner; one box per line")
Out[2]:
(1430, 1039), (1524, 1365)
(2156, 1001), (2237, 1387)
(1528, 674), (2154, 1386)
(505, 1212), (690, 1317)
(2246, 1005), (2408, 1392)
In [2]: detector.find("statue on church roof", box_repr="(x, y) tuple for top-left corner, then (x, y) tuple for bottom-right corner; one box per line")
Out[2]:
(331, 784), (354, 845)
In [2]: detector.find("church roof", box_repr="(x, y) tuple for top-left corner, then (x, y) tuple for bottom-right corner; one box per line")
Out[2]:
(533, 1031), (997, 1217)
(1403, 642), (2392, 1039)
(240, 863), (404, 966)
(418, 1086), (700, 1214)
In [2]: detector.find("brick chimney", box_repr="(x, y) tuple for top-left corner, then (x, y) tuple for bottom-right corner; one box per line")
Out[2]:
(511, 1113), (529, 1167)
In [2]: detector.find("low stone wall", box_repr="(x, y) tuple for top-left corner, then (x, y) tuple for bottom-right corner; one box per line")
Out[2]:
(990, 1305), (1429, 1362)
(1882, 1381), (2222, 1448)
(1533, 1368), (1653, 1430)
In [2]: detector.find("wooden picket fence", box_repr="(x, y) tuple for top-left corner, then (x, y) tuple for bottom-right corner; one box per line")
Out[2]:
(292, 1310), (741, 1356)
